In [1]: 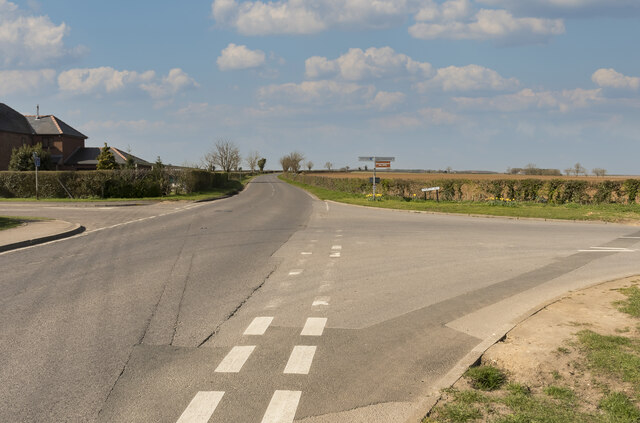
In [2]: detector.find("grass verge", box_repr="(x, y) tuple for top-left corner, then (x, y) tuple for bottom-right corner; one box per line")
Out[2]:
(280, 175), (640, 224)
(0, 216), (24, 231)
(424, 284), (640, 422)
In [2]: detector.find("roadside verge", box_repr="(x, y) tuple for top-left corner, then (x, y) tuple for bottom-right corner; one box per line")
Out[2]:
(0, 220), (85, 253)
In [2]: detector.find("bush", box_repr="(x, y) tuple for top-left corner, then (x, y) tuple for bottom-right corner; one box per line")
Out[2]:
(0, 168), (227, 199)
(465, 365), (507, 391)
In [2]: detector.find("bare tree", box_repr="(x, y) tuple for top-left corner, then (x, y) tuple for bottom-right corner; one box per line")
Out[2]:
(306, 161), (314, 171)
(205, 139), (241, 173)
(593, 168), (607, 177)
(280, 152), (305, 173)
(246, 151), (260, 173)
(573, 162), (587, 176)
(325, 162), (333, 171)
(564, 168), (573, 176)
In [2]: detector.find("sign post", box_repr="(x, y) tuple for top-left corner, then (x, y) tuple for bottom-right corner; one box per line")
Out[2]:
(33, 152), (40, 200)
(358, 156), (395, 200)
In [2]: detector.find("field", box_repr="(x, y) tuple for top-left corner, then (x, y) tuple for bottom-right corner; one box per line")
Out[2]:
(310, 172), (636, 182)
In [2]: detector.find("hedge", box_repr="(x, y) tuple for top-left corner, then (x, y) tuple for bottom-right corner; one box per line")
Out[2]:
(290, 174), (640, 204)
(0, 169), (228, 199)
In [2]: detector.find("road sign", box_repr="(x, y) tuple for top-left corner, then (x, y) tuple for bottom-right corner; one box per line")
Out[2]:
(421, 187), (440, 192)
(34, 157), (41, 168)
(369, 177), (381, 183)
(359, 156), (395, 162)
(375, 161), (391, 168)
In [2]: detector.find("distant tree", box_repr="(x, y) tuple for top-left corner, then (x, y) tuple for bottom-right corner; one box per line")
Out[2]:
(8, 143), (52, 171)
(344, 165), (350, 172)
(325, 162), (333, 171)
(124, 146), (136, 169)
(96, 142), (118, 170)
(573, 162), (587, 176)
(205, 139), (241, 173)
(306, 161), (314, 171)
(258, 158), (267, 172)
(280, 156), (290, 172)
(246, 151), (260, 173)
(564, 168), (573, 176)
(364, 165), (368, 171)
(593, 168), (607, 177)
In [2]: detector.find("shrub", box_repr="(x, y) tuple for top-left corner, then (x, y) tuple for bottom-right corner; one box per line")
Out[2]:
(465, 365), (506, 391)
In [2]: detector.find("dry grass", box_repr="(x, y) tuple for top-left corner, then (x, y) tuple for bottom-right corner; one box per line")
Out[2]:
(309, 172), (636, 182)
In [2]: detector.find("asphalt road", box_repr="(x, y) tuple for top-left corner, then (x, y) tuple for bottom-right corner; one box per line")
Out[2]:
(2, 174), (640, 422)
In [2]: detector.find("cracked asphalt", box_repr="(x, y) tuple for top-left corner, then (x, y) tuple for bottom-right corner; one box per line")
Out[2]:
(2, 174), (640, 422)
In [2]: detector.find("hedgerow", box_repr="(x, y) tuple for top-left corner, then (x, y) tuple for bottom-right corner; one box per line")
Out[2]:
(0, 169), (228, 199)
(289, 174), (640, 204)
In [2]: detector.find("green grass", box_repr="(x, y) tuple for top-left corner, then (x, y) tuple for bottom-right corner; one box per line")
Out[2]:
(577, 330), (640, 393)
(0, 216), (23, 231)
(280, 176), (640, 223)
(599, 392), (640, 423)
(465, 366), (507, 391)
(616, 286), (640, 318)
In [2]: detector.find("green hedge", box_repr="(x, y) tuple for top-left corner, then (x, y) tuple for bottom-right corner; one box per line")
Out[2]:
(290, 174), (640, 204)
(0, 169), (228, 199)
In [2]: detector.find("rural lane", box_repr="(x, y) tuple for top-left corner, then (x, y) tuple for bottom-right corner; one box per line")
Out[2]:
(2, 174), (640, 422)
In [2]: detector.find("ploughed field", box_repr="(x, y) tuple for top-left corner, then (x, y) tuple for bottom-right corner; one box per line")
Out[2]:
(309, 172), (636, 182)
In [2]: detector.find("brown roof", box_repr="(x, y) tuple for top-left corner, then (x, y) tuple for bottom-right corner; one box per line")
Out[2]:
(25, 115), (87, 139)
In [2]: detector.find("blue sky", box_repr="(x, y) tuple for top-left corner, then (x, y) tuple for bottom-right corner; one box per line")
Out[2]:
(1, 0), (639, 173)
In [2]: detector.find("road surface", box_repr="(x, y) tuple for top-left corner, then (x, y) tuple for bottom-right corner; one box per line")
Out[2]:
(1, 174), (639, 422)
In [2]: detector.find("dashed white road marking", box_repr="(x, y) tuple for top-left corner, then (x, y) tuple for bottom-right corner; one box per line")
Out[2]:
(301, 252), (313, 255)
(335, 234), (343, 238)
(261, 390), (302, 423)
(312, 297), (330, 306)
(215, 346), (256, 373)
(578, 247), (636, 252)
(301, 317), (327, 336)
(244, 317), (274, 335)
(289, 269), (303, 276)
(331, 245), (342, 250)
(284, 346), (317, 375)
(330, 252), (341, 258)
(176, 391), (224, 423)
(621, 236), (640, 239)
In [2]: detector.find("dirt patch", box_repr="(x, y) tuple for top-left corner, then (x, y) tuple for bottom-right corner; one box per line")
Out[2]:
(427, 275), (640, 422)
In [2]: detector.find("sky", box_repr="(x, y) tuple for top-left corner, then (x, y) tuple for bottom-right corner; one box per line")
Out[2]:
(1, 0), (639, 173)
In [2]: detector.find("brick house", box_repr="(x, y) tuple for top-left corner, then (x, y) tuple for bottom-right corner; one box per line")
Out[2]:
(1, 103), (150, 170)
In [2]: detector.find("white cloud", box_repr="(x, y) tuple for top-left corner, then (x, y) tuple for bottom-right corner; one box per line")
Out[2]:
(409, 1), (565, 44)
(305, 47), (433, 81)
(0, 0), (83, 67)
(258, 79), (376, 105)
(58, 67), (197, 99)
(217, 43), (266, 71)
(211, 0), (415, 35)
(58, 67), (155, 94)
(140, 68), (199, 99)
(81, 119), (167, 132)
(369, 91), (406, 110)
(417, 64), (519, 92)
(453, 87), (602, 112)
(373, 107), (459, 128)
(0, 68), (55, 95)
(477, 0), (640, 18)
(592, 68), (640, 91)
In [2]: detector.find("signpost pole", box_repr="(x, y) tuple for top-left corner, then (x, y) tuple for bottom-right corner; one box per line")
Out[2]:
(359, 156), (395, 202)
(373, 164), (376, 200)
(33, 152), (39, 200)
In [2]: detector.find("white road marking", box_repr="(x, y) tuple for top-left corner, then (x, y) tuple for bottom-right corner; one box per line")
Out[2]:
(331, 245), (342, 250)
(312, 297), (330, 306)
(335, 234), (343, 238)
(215, 346), (256, 373)
(579, 249), (635, 253)
(289, 269), (303, 276)
(176, 391), (224, 423)
(261, 391), (302, 423)
(244, 317), (274, 335)
(621, 236), (640, 239)
(301, 252), (313, 255)
(301, 318), (327, 336)
(284, 346), (317, 374)
(319, 284), (332, 292)
(330, 252), (341, 258)
(325, 202), (330, 212)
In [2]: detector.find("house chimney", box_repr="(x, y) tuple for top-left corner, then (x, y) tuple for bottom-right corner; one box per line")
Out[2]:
(36, 104), (40, 120)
